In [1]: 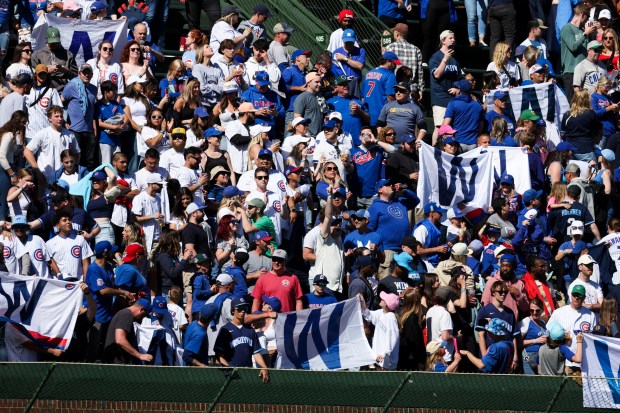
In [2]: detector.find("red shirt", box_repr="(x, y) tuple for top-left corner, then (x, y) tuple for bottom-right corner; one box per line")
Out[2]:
(251, 271), (303, 312)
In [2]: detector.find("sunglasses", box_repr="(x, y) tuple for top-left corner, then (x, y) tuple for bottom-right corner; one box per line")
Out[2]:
(316, 282), (328, 287)
(385, 132), (396, 136)
(151, 115), (163, 120)
(230, 219), (239, 224)
(172, 136), (186, 140)
(324, 166), (337, 171)
(571, 294), (585, 300)
(256, 176), (269, 180)
(530, 309), (542, 314)
(102, 47), (114, 52)
(272, 258), (285, 263)
(23, 49), (32, 53)
(494, 290), (509, 295)
(604, 36), (614, 40)
(130, 48), (140, 52)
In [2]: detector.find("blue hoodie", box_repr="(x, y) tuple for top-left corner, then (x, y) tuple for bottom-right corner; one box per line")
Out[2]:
(224, 265), (248, 298)
(445, 94), (484, 145)
(240, 86), (284, 137)
(368, 190), (420, 251)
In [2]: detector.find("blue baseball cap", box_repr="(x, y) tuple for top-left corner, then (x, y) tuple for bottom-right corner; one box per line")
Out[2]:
(375, 178), (391, 192)
(342, 28), (357, 42)
(381, 51), (401, 65)
(94, 240), (118, 255)
(493, 91), (507, 100)
(91, 170), (107, 181)
(400, 133), (415, 144)
(258, 148), (273, 158)
(152, 296), (168, 315)
(255, 71), (270, 86)
(322, 120), (338, 130)
(90, 1), (107, 12)
(522, 189), (543, 205)
(291, 49), (311, 61)
(537, 117), (546, 126)
(454, 79), (472, 93)
(137, 298), (152, 313)
(231, 297), (250, 310)
(12, 215), (28, 227)
(424, 202), (446, 215)
(499, 254), (516, 264)
(557, 141), (578, 152)
(284, 165), (303, 177)
(500, 174), (514, 185)
(485, 224), (501, 233)
(393, 252), (414, 271)
(253, 230), (272, 242)
(194, 106), (209, 118)
(223, 185), (244, 198)
(351, 209), (370, 220)
(200, 303), (218, 320)
(56, 180), (70, 190)
(204, 127), (223, 138)
(443, 136), (458, 145)
(514, 45), (526, 56)
(262, 295), (282, 312)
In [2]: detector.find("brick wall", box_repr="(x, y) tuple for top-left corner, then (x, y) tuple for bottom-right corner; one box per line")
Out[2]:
(0, 400), (533, 413)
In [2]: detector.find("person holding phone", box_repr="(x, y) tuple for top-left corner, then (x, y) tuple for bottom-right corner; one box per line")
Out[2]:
(31, 27), (78, 92)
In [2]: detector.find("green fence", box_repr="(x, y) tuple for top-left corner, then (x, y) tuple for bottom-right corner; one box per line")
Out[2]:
(0, 362), (615, 412)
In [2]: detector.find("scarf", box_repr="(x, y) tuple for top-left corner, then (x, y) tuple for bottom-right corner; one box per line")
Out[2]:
(68, 77), (88, 116)
(522, 271), (556, 316)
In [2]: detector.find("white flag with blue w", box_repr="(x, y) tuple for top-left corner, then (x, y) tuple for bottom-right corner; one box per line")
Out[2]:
(582, 333), (620, 409)
(485, 82), (569, 126)
(275, 298), (375, 370)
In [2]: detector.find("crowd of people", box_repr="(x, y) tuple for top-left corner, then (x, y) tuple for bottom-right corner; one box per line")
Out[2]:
(0, 0), (619, 381)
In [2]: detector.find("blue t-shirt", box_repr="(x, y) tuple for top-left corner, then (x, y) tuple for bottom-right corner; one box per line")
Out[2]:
(368, 190), (420, 251)
(490, 136), (518, 147)
(331, 46), (365, 81)
(182, 321), (209, 366)
(475, 304), (518, 346)
(481, 340), (513, 373)
(444, 94), (484, 145)
(62, 80), (97, 133)
(115, 263), (149, 298)
(361, 67), (397, 126)
(343, 229), (384, 251)
(591, 92), (617, 137)
(159, 77), (182, 100)
(522, 318), (548, 354)
(213, 322), (261, 367)
(433, 361), (448, 372)
(303, 292), (338, 309)
(326, 95), (367, 146)
(350, 145), (384, 197)
(485, 110), (515, 136)
(429, 50), (462, 107)
(85, 261), (115, 323)
(95, 99), (125, 146)
(282, 65), (306, 111)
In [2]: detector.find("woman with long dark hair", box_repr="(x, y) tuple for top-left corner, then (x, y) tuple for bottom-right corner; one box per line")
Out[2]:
(6, 168), (42, 220)
(169, 187), (193, 231)
(398, 288), (426, 370)
(123, 79), (151, 173)
(0, 111), (28, 219)
(138, 107), (171, 159)
(153, 230), (192, 296)
(120, 40), (153, 83)
(6, 42), (34, 81)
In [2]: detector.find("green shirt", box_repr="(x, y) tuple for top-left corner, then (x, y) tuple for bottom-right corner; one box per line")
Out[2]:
(252, 215), (278, 256)
(560, 23), (587, 73)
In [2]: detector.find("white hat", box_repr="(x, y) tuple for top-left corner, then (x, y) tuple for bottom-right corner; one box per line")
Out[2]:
(328, 112), (343, 121)
(598, 9), (612, 20)
(569, 220), (584, 235)
(126, 75), (147, 87)
(216, 273), (234, 285)
(146, 174), (165, 185)
(292, 117), (309, 127)
(250, 124), (271, 137)
(223, 80), (239, 93)
(577, 254), (597, 265)
(186, 202), (206, 215)
(494, 245), (511, 258)
(451, 242), (473, 256)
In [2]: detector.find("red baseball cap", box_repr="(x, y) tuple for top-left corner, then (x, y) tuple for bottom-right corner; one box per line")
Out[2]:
(123, 243), (145, 263)
(338, 9), (354, 23)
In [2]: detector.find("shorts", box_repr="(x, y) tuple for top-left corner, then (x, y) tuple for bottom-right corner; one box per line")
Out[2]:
(183, 270), (195, 294)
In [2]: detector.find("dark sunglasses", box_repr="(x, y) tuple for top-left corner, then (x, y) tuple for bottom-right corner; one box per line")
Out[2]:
(172, 135), (186, 140)
(151, 115), (163, 119)
(272, 258), (285, 263)
(571, 294), (585, 300)
(385, 132), (396, 136)
(494, 290), (509, 295)
(102, 47), (114, 52)
(129, 48), (140, 52)
(315, 282), (328, 287)
(256, 176), (269, 180)
(230, 219), (239, 224)
(324, 166), (337, 171)
(22, 49), (32, 53)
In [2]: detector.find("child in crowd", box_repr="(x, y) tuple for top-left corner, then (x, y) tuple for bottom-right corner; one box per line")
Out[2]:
(538, 323), (583, 375)
(359, 291), (400, 370)
(426, 340), (461, 372)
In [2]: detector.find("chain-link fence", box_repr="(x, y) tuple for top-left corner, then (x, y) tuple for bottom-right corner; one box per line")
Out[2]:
(0, 362), (613, 412)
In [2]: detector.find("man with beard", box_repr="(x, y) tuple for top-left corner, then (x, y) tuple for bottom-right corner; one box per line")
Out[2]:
(131, 175), (165, 254)
(176, 146), (209, 204)
(225, 102), (256, 180)
(161, 128), (188, 179)
(481, 254), (530, 320)
(328, 9), (357, 52)
(326, 76), (369, 144)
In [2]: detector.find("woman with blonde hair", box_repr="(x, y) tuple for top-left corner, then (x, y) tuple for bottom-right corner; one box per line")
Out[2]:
(209, 6), (253, 55)
(561, 89), (600, 162)
(599, 28), (620, 72)
(247, 124), (282, 172)
(173, 78), (202, 127)
(158, 59), (184, 104)
(490, 116), (517, 147)
(193, 43), (225, 109)
(486, 41), (520, 88)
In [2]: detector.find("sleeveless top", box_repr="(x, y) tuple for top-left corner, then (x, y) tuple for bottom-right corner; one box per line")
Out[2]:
(87, 195), (114, 219)
(203, 151), (229, 175)
(592, 168), (607, 183)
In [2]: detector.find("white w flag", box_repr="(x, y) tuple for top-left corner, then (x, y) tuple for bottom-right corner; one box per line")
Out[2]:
(485, 82), (569, 126)
(583, 334), (620, 409)
(0, 273), (82, 350)
(275, 298), (375, 370)
(135, 322), (183, 366)
(484, 146), (532, 195)
(32, 15), (128, 67)
(417, 141), (495, 210)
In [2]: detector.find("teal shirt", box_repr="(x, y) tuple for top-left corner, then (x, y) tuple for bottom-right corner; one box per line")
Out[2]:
(560, 23), (587, 73)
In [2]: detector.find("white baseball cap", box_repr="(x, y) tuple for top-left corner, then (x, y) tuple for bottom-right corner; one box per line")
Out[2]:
(577, 254), (597, 265)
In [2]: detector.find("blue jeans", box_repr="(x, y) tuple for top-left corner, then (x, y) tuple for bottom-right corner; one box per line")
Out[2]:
(522, 349), (539, 375)
(145, 0), (169, 49)
(465, 0), (487, 42)
(0, 170), (11, 220)
(574, 152), (596, 163)
(0, 22), (9, 68)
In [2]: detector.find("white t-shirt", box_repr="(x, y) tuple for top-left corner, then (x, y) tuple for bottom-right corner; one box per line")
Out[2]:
(309, 232), (344, 293)
(0, 234), (28, 275)
(176, 165), (203, 204)
(548, 305), (597, 367)
(519, 38), (548, 59)
(160, 148), (186, 179)
(25, 86), (62, 141)
(167, 302), (189, 344)
(17, 234), (50, 278)
(27, 127), (80, 180)
(303, 225), (321, 252)
(135, 167), (169, 192)
(573, 59), (606, 93)
(137, 127), (171, 158)
(486, 61), (521, 89)
(131, 191), (163, 245)
(362, 308), (399, 370)
(121, 97), (148, 126)
(6, 63), (33, 80)
(86, 59), (125, 99)
(425, 305), (454, 362)
(237, 169), (287, 195)
(568, 278), (603, 307)
(224, 120), (251, 174)
(209, 22), (241, 57)
(45, 233), (94, 280)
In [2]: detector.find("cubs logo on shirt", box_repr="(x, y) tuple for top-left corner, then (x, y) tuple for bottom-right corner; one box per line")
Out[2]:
(97, 278), (105, 287)
(273, 200), (281, 212)
(65, 284), (76, 290)
(71, 246), (82, 258)
(39, 96), (50, 109)
(387, 205), (403, 219)
(3, 246), (11, 259)
(34, 249), (44, 262)
(110, 73), (118, 83)
(281, 279), (290, 287)
(278, 180), (286, 192)
(580, 321), (592, 333)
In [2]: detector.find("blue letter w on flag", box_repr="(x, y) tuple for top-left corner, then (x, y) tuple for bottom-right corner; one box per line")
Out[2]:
(594, 339), (620, 404)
